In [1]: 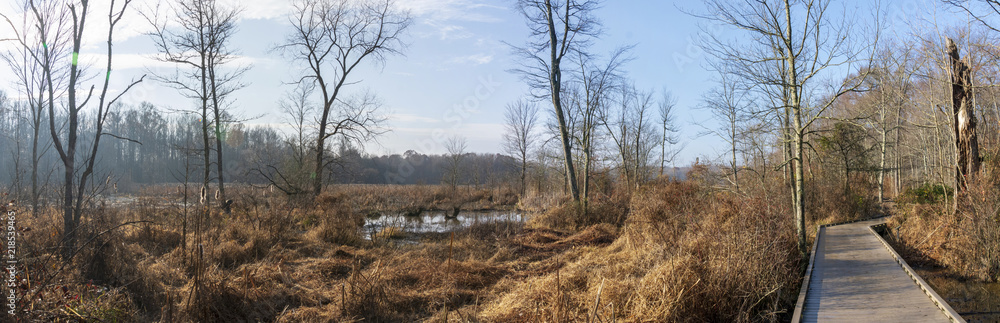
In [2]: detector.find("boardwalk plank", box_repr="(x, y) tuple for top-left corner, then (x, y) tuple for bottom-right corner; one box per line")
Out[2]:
(800, 218), (952, 322)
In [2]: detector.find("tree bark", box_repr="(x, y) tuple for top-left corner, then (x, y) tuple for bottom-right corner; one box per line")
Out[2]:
(545, 0), (580, 203)
(946, 38), (980, 208)
(210, 64), (226, 204)
(785, 0), (806, 257)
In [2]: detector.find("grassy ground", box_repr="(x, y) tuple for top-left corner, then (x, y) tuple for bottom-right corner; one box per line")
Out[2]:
(7, 180), (810, 322)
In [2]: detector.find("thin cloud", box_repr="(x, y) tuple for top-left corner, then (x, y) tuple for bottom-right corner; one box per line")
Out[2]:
(399, 0), (505, 23)
(449, 53), (493, 65)
(429, 23), (474, 40)
(390, 113), (442, 124)
(401, 0), (506, 42)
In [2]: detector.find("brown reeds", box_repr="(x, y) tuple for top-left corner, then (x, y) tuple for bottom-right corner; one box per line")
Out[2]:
(481, 179), (800, 322)
(12, 180), (808, 322)
(890, 157), (1000, 282)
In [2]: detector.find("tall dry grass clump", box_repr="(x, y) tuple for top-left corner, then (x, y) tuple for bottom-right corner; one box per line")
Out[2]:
(527, 192), (629, 231)
(890, 158), (1000, 282)
(482, 179), (800, 322)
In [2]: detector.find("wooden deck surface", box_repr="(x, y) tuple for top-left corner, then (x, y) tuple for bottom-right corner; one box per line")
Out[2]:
(799, 218), (953, 322)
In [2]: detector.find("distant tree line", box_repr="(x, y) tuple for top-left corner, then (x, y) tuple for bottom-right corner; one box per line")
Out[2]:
(0, 99), (520, 192)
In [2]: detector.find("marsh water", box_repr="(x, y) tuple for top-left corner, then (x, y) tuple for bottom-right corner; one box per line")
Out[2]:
(362, 210), (526, 237)
(913, 266), (1000, 322)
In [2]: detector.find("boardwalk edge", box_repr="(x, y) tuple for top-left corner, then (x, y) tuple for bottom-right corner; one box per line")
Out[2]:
(790, 225), (821, 322)
(868, 223), (966, 323)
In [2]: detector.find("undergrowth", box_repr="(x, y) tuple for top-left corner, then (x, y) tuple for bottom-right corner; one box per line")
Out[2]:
(6, 179), (809, 322)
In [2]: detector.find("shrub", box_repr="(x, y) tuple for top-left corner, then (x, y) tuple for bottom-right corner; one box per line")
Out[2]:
(899, 182), (953, 205)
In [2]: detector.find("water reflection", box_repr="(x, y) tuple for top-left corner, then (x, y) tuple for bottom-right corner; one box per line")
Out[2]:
(363, 210), (525, 236)
(913, 266), (1000, 322)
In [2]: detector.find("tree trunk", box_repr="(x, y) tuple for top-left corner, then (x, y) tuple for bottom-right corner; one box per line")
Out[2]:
(583, 147), (590, 212)
(520, 158), (527, 196)
(201, 95), (211, 205)
(210, 65), (226, 205)
(946, 38), (980, 208)
(61, 157), (75, 260)
(31, 110), (39, 216)
(785, 0), (806, 257)
(313, 101), (331, 196)
(732, 124), (739, 193)
(660, 119), (667, 176)
(878, 124), (887, 202)
(200, 48), (211, 203)
(545, 0), (580, 203)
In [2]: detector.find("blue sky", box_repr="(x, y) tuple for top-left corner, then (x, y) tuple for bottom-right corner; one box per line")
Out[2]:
(0, 0), (966, 165)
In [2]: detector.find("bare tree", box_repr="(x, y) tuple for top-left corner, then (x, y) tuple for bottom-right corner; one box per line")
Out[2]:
(570, 47), (628, 208)
(143, 0), (247, 206)
(511, 0), (602, 203)
(503, 99), (539, 196)
(278, 0), (409, 196)
(263, 82), (316, 194)
(604, 83), (658, 190)
(1, 0), (68, 216)
(700, 0), (879, 255)
(283, 83), (315, 170)
(866, 44), (913, 201)
(700, 71), (752, 193)
(658, 90), (681, 178)
(41, 0), (145, 259)
(444, 136), (468, 188)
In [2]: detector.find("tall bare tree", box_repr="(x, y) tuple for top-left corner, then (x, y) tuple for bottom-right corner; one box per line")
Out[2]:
(700, 71), (752, 193)
(278, 0), (409, 196)
(144, 0), (247, 205)
(511, 0), (601, 203)
(866, 44), (913, 201)
(42, 0), (144, 259)
(701, 0), (879, 255)
(265, 82), (316, 194)
(604, 83), (658, 190)
(570, 47), (628, 207)
(503, 99), (540, 196)
(1, 0), (69, 216)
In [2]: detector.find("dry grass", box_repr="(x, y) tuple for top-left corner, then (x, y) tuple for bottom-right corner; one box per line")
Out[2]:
(8, 179), (808, 322)
(889, 165), (1000, 282)
(527, 191), (629, 231)
(480, 179), (801, 322)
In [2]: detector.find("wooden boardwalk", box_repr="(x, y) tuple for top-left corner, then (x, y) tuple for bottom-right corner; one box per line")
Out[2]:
(793, 218), (963, 322)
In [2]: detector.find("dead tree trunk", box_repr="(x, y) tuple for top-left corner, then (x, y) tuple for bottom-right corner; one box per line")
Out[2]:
(946, 38), (980, 209)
